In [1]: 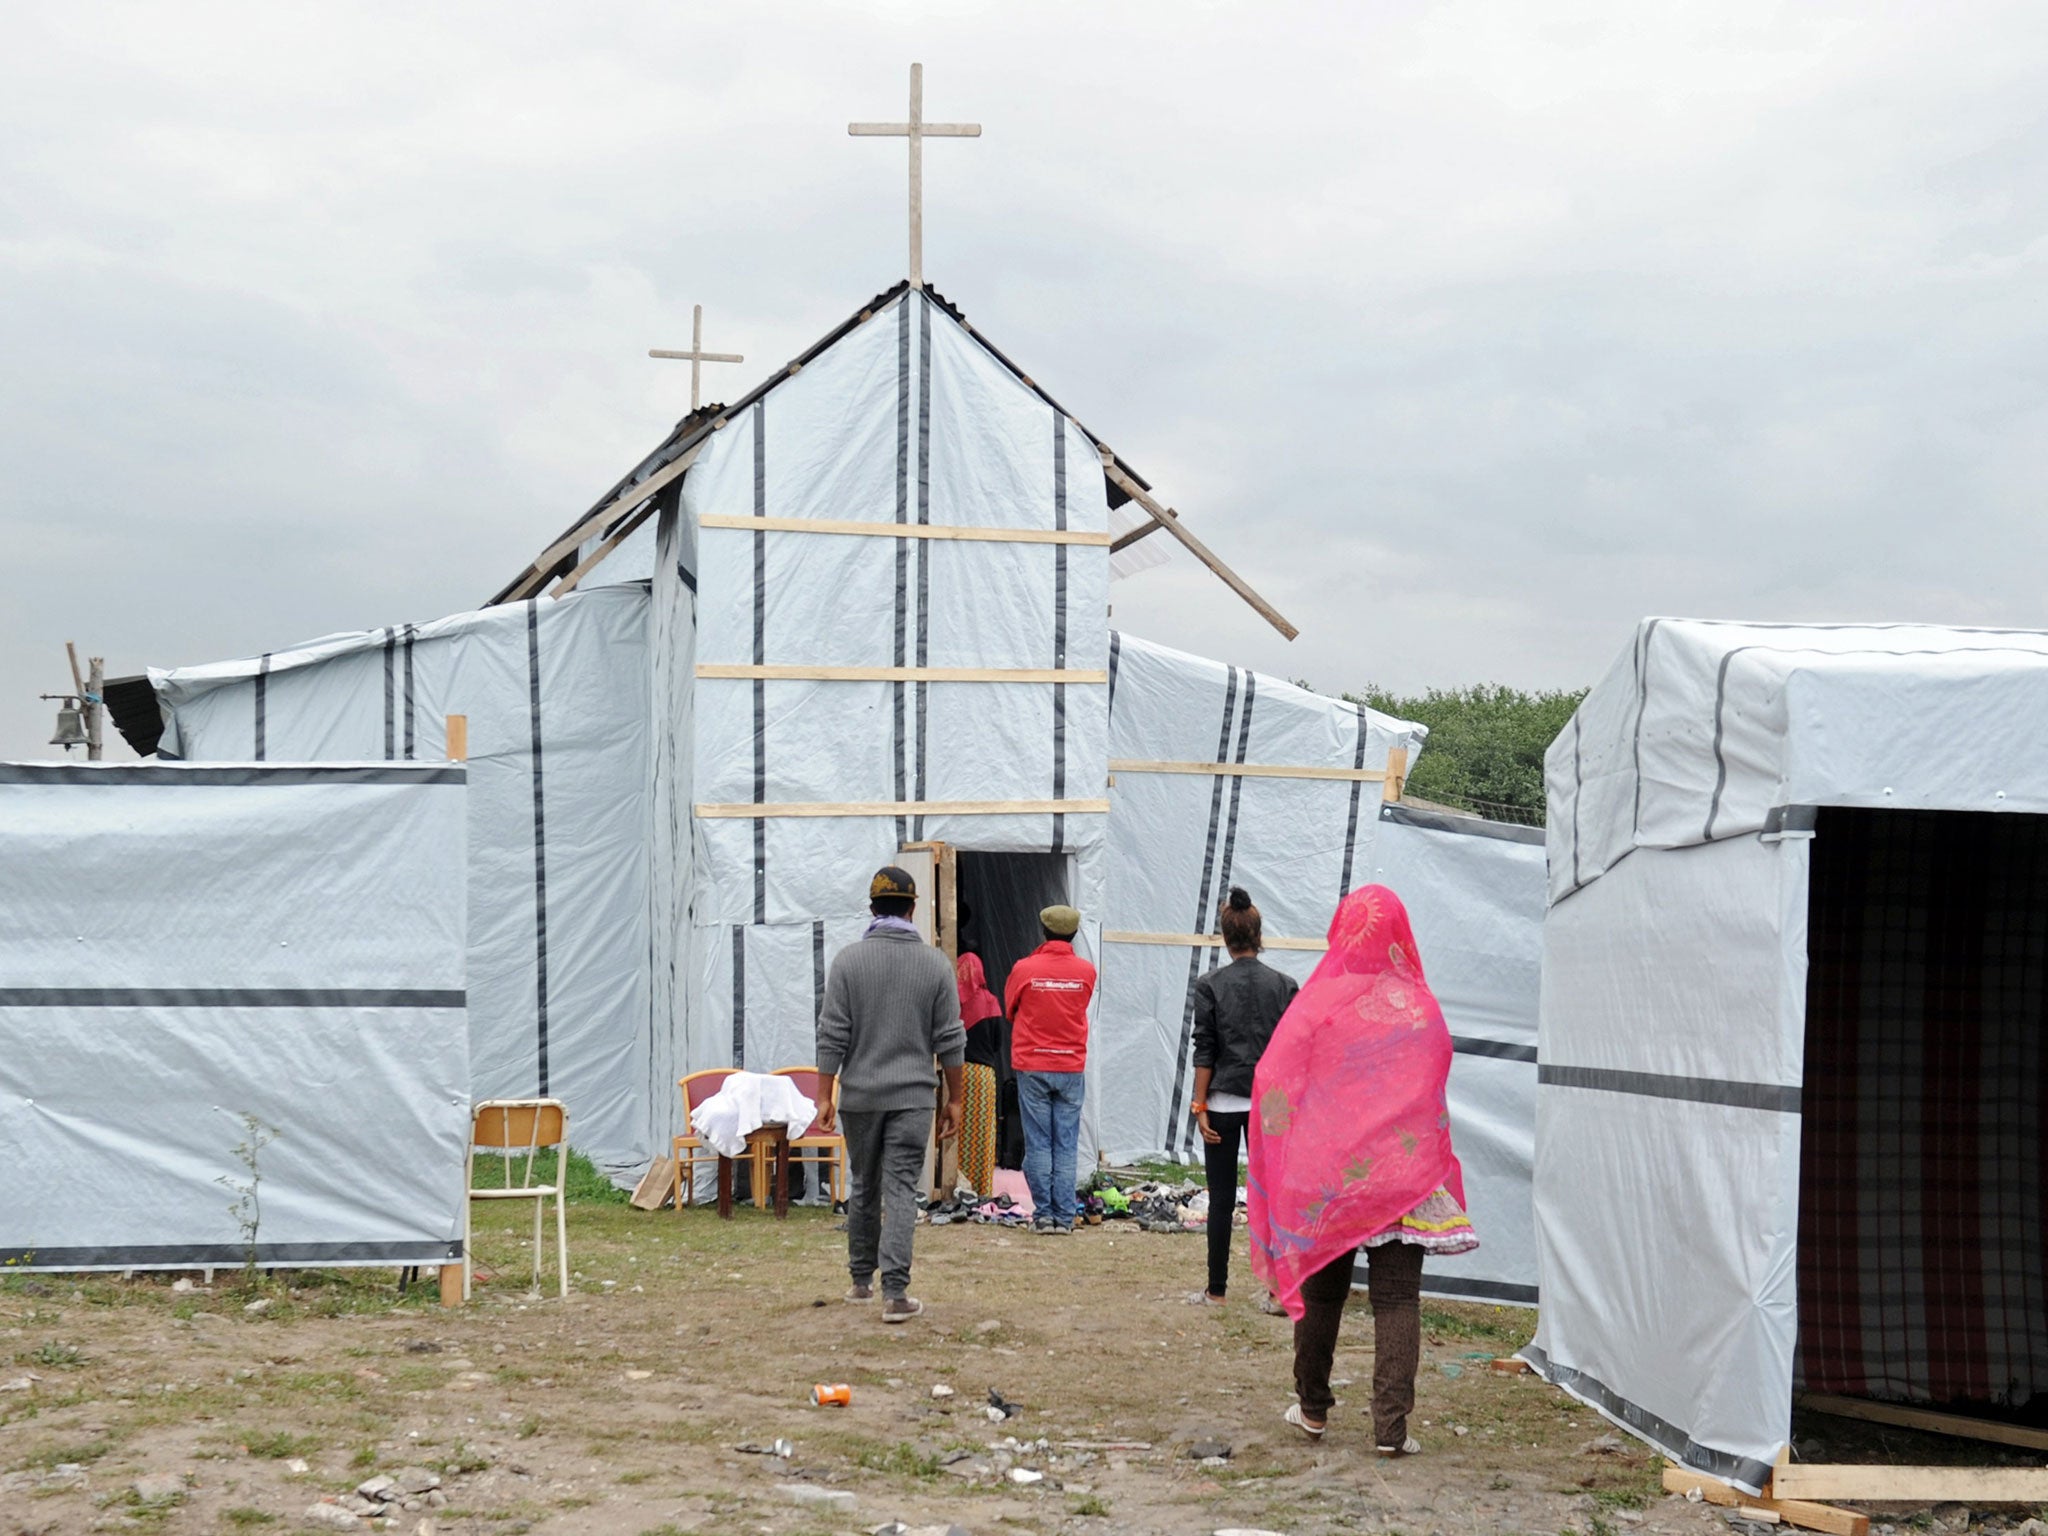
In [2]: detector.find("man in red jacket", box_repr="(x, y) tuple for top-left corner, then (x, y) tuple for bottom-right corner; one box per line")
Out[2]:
(1004, 904), (1098, 1235)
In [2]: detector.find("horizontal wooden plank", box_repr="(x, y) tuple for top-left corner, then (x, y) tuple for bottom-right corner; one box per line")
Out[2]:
(1660, 1467), (1867, 1536)
(1102, 930), (1328, 952)
(694, 799), (1110, 820)
(699, 513), (1111, 547)
(1795, 1392), (2048, 1453)
(697, 665), (1108, 684)
(1109, 758), (1388, 783)
(1771, 1464), (2048, 1503)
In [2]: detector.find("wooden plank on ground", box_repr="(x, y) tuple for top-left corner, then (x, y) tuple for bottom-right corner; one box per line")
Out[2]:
(1771, 1464), (2048, 1503)
(1795, 1392), (2048, 1453)
(1660, 1467), (1867, 1536)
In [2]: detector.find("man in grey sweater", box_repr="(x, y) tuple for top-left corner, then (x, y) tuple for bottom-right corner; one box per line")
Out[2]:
(816, 865), (965, 1322)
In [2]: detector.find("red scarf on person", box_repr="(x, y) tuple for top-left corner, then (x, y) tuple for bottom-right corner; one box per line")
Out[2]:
(1247, 885), (1465, 1320)
(956, 953), (1002, 1028)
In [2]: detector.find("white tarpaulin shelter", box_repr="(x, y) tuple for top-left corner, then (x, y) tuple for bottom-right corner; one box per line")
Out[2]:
(1369, 804), (1544, 1305)
(0, 761), (468, 1272)
(1529, 618), (2048, 1492)
(129, 284), (1548, 1237)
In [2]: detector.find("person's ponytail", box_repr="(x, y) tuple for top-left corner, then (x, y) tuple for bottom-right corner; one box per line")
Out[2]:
(1218, 886), (1263, 953)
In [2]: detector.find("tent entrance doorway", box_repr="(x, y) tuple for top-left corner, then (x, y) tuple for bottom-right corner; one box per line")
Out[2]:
(1797, 807), (2048, 1426)
(951, 851), (1072, 1009)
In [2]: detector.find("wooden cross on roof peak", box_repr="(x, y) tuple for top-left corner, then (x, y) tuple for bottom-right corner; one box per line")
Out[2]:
(849, 63), (981, 291)
(648, 304), (745, 412)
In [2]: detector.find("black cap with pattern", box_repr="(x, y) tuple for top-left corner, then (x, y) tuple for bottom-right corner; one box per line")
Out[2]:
(870, 865), (918, 901)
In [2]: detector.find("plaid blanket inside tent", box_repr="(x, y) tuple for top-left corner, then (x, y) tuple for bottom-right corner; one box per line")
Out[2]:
(1797, 808), (2048, 1409)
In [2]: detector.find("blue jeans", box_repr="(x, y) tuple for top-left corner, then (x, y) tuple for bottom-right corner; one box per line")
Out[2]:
(1016, 1070), (1086, 1227)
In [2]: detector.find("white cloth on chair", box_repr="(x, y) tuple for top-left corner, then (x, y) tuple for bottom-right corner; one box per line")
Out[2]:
(689, 1071), (817, 1158)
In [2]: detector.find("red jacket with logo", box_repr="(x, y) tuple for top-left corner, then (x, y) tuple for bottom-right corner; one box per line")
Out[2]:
(1004, 940), (1098, 1072)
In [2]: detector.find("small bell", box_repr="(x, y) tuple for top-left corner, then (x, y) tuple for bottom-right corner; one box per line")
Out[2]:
(49, 704), (87, 749)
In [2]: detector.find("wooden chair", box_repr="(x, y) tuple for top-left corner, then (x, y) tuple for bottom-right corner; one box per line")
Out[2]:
(773, 1066), (847, 1205)
(674, 1069), (745, 1209)
(465, 1098), (569, 1300)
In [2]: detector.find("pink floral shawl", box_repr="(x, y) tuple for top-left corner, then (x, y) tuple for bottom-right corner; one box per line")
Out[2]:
(1247, 884), (1465, 1320)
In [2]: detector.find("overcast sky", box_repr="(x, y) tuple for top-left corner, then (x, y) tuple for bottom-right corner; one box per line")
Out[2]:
(5, 1), (2045, 759)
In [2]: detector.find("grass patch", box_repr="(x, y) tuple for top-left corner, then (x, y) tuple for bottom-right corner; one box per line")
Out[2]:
(224, 1511), (279, 1527)
(1069, 1493), (1111, 1516)
(23, 1341), (85, 1368)
(1419, 1305), (1535, 1349)
(433, 1441), (491, 1475)
(854, 1441), (940, 1480)
(473, 1148), (628, 1206)
(237, 1429), (324, 1460)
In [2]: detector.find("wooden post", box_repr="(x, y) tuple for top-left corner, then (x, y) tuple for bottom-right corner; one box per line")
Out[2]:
(440, 714), (470, 1308)
(1382, 744), (1409, 802)
(938, 842), (958, 963)
(85, 655), (104, 762)
(1098, 451), (1300, 641)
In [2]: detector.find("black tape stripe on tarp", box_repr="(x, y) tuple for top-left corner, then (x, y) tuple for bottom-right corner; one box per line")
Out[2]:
(1107, 630), (1123, 718)
(382, 626), (397, 759)
(731, 925), (747, 1068)
(0, 765), (464, 787)
(1338, 704), (1370, 895)
(913, 294), (933, 842)
(1538, 1063), (1799, 1113)
(1183, 674), (1257, 1157)
(1451, 1035), (1540, 1064)
(253, 652), (271, 760)
(1379, 802), (1545, 845)
(0, 1240), (464, 1269)
(1051, 406), (1068, 854)
(753, 399), (769, 925)
(402, 623), (417, 760)
(1519, 1343), (1776, 1492)
(1164, 666), (1240, 1147)
(812, 920), (826, 1023)
(526, 600), (551, 1095)
(893, 297), (911, 847)
(0, 987), (465, 1008)
(1413, 1271), (1539, 1305)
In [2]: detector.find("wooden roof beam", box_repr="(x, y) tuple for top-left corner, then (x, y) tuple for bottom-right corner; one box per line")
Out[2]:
(1097, 448), (1299, 641)
(494, 441), (704, 605)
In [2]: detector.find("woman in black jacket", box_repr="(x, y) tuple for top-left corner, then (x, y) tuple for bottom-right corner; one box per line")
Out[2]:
(1190, 887), (1300, 1305)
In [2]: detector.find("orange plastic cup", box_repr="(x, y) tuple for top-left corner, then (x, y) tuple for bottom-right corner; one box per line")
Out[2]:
(811, 1383), (852, 1407)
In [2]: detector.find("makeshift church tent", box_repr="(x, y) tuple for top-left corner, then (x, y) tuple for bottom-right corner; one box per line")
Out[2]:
(130, 283), (1547, 1246)
(1530, 618), (2048, 1494)
(0, 760), (468, 1273)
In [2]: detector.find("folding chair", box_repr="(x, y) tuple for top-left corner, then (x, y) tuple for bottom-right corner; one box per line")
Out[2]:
(773, 1066), (847, 1205)
(673, 1069), (742, 1209)
(465, 1098), (569, 1300)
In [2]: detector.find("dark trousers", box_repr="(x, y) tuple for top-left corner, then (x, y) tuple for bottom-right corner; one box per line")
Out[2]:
(1201, 1110), (1250, 1297)
(840, 1107), (932, 1299)
(1293, 1240), (1426, 1445)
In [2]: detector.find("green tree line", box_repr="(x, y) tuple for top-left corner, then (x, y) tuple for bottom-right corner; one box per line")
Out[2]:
(1346, 683), (1588, 823)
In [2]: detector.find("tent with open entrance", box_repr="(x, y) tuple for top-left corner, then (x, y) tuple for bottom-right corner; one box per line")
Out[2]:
(1529, 617), (2048, 1493)
(120, 283), (1546, 1231)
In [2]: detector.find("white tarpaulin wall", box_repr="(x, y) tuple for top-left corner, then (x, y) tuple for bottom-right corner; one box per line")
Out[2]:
(1529, 618), (2048, 1494)
(1097, 634), (1420, 1165)
(0, 762), (468, 1271)
(1367, 804), (1544, 1306)
(149, 587), (656, 1180)
(676, 289), (1110, 1147)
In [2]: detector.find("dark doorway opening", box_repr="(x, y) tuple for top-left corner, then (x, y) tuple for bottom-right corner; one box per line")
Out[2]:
(1797, 807), (2048, 1422)
(955, 851), (1071, 1005)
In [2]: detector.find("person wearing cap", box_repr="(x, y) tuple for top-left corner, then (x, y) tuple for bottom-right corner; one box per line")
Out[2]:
(816, 866), (966, 1322)
(1003, 905), (1098, 1235)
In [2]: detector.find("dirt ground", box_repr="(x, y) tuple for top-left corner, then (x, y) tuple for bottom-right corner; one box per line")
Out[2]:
(0, 1194), (1996, 1536)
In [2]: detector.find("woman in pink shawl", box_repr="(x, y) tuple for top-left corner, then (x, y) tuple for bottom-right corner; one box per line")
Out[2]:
(1248, 884), (1477, 1455)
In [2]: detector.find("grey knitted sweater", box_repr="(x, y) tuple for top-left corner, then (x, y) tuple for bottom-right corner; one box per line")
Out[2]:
(816, 927), (966, 1112)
